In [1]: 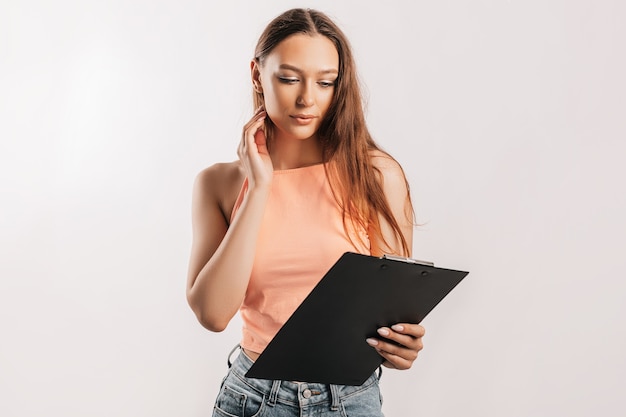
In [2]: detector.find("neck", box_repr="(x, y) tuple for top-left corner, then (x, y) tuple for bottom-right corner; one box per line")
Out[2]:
(270, 135), (323, 170)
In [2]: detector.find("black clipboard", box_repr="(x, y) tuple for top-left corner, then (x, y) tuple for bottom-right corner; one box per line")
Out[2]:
(245, 252), (469, 385)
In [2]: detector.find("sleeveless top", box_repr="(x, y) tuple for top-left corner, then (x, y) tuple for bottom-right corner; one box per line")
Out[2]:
(230, 163), (371, 354)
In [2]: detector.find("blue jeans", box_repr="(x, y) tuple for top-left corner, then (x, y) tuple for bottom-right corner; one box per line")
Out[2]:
(212, 346), (384, 417)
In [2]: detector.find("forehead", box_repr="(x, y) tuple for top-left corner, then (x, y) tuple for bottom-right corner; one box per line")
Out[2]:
(263, 34), (339, 72)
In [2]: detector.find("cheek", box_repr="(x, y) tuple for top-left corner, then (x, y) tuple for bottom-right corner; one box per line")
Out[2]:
(319, 91), (335, 113)
(262, 94), (280, 119)
(265, 108), (281, 125)
(260, 82), (277, 105)
(262, 87), (291, 118)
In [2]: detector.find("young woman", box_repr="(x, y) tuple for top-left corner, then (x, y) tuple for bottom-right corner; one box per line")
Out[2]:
(187, 8), (425, 416)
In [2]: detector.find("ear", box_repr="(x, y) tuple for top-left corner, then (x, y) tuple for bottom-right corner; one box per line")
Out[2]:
(250, 60), (263, 93)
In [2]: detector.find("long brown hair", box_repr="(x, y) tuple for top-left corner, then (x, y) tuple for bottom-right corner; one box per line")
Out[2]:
(253, 8), (413, 256)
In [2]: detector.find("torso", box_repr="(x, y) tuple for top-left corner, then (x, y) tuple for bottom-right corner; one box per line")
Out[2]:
(202, 152), (408, 362)
(233, 162), (371, 357)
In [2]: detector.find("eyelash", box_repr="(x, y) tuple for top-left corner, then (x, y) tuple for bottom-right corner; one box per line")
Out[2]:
(278, 77), (335, 88)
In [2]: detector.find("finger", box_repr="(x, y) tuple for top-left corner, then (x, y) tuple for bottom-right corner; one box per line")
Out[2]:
(240, 108), (266, 138)
(366, 333), (421, 364)
(390, 323), (426, 338)
(254, 128), (268, 154)
(238, 112), (266, 164)
(376, 326), (423, 351)
(376, 349), (414, 370)
(247, 115), (266, 147)
(242, 113), (266, 151)
(369, 336), (421, 361)
(242, 110), (267, 134)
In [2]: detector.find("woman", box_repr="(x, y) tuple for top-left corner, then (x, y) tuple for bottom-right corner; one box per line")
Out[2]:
(187, 8), (425, 416)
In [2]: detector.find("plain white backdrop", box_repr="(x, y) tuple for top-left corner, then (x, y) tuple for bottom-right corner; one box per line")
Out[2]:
(1, 0), (625, 416)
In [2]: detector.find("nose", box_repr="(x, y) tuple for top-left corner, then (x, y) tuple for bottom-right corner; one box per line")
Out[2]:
(296, 81), (314, 107)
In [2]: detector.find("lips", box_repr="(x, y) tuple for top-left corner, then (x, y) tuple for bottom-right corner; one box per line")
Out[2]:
(290, 114), (317, 125)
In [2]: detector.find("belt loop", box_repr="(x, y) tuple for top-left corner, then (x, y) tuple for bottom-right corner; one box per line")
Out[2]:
(267, 380), (281, 406)
(329, 384), (340, 411)
(227, 344), (241, 368)
(377, 365), (383, 381)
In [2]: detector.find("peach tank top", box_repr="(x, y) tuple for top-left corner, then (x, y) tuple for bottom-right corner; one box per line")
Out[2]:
(230, 163), (370, 354)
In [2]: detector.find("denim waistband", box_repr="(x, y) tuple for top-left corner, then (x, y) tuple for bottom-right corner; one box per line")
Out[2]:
(224, 345), (381, 411)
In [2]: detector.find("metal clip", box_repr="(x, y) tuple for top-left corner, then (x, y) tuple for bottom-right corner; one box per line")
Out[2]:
(382, 254), (434, 267)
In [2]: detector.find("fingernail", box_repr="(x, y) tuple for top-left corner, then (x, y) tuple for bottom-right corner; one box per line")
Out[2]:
(391, 325), (404, 332)
(377, 328), (390, 336)
(366, 338), (379, 346)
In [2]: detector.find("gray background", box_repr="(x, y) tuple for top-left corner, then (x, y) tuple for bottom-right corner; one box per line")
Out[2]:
(1, 0), (624, 415)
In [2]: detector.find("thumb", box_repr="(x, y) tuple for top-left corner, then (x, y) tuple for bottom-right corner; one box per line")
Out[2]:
(254, 128), (268, 155)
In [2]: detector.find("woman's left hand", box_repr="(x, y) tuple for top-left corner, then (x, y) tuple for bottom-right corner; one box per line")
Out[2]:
(366, 323), (425, 370)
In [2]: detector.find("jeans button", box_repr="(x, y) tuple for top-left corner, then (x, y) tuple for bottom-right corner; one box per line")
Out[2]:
(302, 388), (312, 399)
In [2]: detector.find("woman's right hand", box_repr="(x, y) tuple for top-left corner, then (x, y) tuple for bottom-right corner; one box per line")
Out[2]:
(237, 106), (273, 188)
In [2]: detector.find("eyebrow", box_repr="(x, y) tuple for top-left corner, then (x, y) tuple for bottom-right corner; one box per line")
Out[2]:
(278, 64), (338, 75)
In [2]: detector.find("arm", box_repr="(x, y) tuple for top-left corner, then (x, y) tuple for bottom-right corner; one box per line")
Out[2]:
(366, 152), (426, 370)
(186, 107), (271, 332)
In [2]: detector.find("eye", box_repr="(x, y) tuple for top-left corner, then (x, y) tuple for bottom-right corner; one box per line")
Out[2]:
(318, 80), (336, 88)
(278, 77), (299, 84)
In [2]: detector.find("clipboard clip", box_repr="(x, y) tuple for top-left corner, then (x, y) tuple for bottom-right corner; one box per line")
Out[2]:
(382, 254), (434, 267)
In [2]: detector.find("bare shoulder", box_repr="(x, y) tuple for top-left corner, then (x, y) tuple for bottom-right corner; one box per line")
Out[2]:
(193, 160), (245, 223)
(369, 149), (409, 190)
(195, 160), (244, 189)
(368, 150), (414, 256)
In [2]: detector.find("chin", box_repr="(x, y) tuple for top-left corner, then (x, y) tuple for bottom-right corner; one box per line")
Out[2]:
(274, 125), (319, 141)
